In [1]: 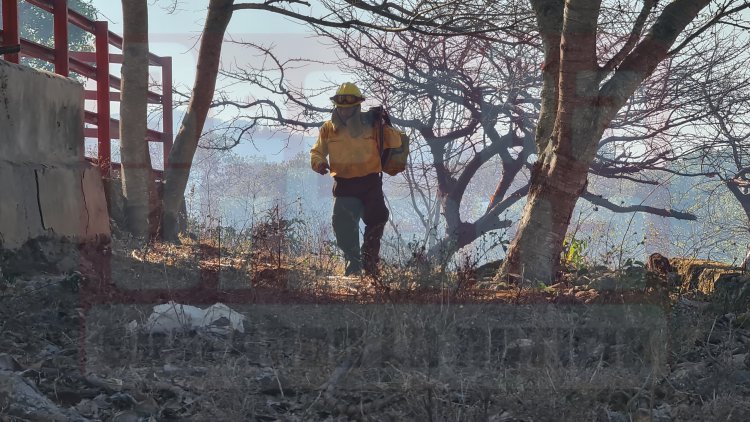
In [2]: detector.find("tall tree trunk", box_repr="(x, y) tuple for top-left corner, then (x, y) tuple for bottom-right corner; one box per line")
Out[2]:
(161, 0), (234, 241)
(500, 0), (711, 284)
(119, 0), (153, 238)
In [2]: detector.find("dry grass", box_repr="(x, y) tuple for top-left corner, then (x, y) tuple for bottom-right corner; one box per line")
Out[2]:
(3, 221), (750, 420)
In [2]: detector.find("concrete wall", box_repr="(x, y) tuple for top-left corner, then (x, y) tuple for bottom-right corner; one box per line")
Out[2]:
(0, 60), (110, 273)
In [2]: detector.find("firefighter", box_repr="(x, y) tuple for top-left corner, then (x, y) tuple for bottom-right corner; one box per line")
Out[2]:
(310, 82), (402, 277)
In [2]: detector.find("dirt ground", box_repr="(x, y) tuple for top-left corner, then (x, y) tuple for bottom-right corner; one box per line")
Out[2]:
(1, 237), (750, 421)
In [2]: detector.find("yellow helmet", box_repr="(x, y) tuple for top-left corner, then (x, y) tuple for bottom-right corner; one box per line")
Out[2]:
(330, 82), (365, 108)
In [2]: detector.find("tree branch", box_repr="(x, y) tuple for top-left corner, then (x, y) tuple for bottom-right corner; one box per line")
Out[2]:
(232, 0), (522, 40)
(600, 0), (655, 75)
(582, 190), (697, 220)
(669, 2), (750, 56)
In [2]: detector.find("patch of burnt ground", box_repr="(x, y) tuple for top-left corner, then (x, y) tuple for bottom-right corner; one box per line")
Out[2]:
(1, 239), (750, 421)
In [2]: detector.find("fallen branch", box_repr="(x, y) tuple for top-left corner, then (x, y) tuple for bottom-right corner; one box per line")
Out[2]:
(317, 338), (403, 419)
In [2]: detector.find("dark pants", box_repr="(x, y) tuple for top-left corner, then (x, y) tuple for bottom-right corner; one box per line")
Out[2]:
(332, 173), (389, 274)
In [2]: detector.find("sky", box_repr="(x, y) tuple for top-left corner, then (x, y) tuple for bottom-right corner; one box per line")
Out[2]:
(85, 0), (349, 162)
(89, 1), (345, 103)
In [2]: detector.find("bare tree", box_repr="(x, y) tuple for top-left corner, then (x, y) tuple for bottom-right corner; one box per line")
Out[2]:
(160, 0), (527, 241)
(120, 0), (154, 237)
(499, 0), (750, 283)
(209, 2), (701, 264)
(162, 0), (235, 241)
(213, 30), (536, 260)
(161, 0), (745, 271)
(679, 26), (750, 230)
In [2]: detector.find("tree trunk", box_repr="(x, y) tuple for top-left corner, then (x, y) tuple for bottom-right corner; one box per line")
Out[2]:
(500, 157), (590, 283)
(500, 0), (711, 284)
(161, 0), (234, 241)
(119, 0), (153, 238)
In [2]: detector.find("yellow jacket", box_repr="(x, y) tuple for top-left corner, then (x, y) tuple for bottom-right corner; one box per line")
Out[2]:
(310, 120), (402, 178)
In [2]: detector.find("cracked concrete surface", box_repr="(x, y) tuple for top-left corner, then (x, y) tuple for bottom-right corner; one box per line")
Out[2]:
(0, 60), (110, 272)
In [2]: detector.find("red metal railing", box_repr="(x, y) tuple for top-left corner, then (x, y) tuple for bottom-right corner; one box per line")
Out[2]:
(0, 0), (173, 176)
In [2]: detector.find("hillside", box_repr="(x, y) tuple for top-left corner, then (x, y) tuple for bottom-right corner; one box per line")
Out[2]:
(1, 234), (750, 421)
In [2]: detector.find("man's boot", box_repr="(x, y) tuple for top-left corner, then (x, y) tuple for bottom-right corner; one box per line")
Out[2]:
(362, 221), (385, 278)
(362, 251), (379, 278)
(344, 256), (363, 276)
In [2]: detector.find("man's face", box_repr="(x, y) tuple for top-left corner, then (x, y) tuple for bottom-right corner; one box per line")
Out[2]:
(336, 106), (356, 121)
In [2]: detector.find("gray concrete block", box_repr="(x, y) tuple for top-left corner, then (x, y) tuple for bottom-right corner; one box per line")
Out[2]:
(0, 163), (41, 249)
(0, 59), (110, 273)
(0, 60), (83, 163)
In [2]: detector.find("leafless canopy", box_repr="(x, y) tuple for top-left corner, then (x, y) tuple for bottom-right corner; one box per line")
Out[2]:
(187, 0), (750, 259)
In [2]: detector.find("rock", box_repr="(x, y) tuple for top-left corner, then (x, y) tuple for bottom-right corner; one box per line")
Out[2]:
(112, 410), (148, 422)
(600, 389), (631, 412)
(670, 258), (737, 292)
(502, 338), (534, 363)
(0, 353), (22, 372)
(622, 265), (648, 285)
(258, 373), (292, 395)
(677, 297), (710, 310)
(647, 253), (673, 274)
(132, 397), (160, 416)
(0, 370), (90, 421)
(653, 403), (672, 421)
(672, 403), (695, 421)
(109, 392), (137, 410)
(36, 344), (62, 360)
(599, 409), (628, 422)
(163, 363), (181, 374)
(595, 408), (628, 422)
(553, 289), (579, 304)
(159, 402), (180, 419)
(698, 268), (743, 294)
(729, 369), (750, 386)
(589, 274), (618, 291)
(635, 404), (671, 422)
(669, 361), (707, 389)
(667, 272), (681, 287)
(92, 393), (111, 409)
(575, 289), (600, 304)
(85, 374), (123, 393)
(570, 276), (591, 286)
(729, 353), (748, 368)
(712, 274), (750, 312)
(488, 410), (514, 421)
(75, 399), (99, 418)
(734, 311), (750, 329)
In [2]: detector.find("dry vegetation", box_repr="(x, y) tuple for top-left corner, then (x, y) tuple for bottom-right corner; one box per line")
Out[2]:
(2, 225), (750, 421)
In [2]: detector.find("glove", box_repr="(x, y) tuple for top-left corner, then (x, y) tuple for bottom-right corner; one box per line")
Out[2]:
(314, 161), (330, 175)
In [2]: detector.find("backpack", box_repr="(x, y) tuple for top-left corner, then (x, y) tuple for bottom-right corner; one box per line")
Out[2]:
(381, 131), (409, 176)
(365, 106), (410, 176)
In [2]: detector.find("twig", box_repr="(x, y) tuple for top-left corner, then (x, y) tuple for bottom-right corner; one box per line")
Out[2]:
(272, 367), (285, 398)
(625, 369), (654, 412)
(315, 338), (403, 418)
(545, 367), (558, 394)
(706, 316), (718, 359)
(319, 348), (358, 415)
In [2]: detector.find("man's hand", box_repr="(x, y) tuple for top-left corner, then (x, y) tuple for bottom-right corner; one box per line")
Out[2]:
(314, 162), (330, 175)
